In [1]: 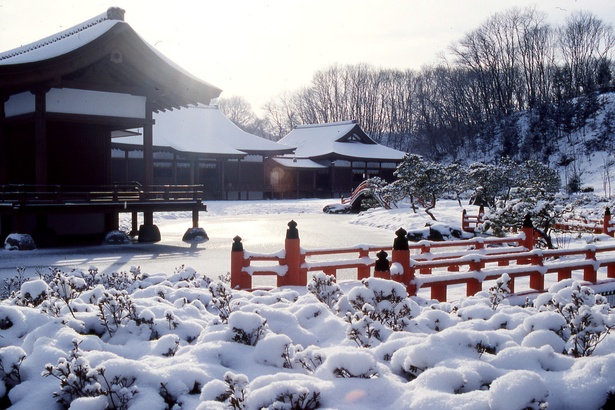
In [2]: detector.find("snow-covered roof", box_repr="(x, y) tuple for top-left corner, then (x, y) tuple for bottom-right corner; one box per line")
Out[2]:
(114, 105), (295, 157)
(277, 121), (406, 162)
(0, 8), (221, 112)
(0, 9), (122, 65)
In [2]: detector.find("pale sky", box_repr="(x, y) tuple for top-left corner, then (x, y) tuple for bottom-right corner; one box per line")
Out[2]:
(1, 0), (613, 111)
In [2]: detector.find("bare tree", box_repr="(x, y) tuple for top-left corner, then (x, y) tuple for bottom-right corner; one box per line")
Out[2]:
(558, 11), (615, 96)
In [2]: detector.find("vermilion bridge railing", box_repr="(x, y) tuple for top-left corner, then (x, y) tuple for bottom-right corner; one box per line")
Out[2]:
(231, 217), (615, 302)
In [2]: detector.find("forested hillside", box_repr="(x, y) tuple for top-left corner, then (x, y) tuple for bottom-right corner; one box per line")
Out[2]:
(216, 7), (614, 191)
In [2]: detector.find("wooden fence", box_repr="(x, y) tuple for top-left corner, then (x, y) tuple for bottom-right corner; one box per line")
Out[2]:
(462, 206), (485, 232)
(552, 207), (613, 235)
(230, 218), (615, 302)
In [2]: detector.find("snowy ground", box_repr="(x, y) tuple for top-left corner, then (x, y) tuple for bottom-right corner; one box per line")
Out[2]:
(2, 199), (615, 409)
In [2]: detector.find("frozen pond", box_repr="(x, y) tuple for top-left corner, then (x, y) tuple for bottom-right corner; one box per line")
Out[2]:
(0, 199), (398, 281)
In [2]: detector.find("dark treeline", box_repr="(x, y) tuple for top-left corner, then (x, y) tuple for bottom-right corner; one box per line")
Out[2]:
(219, 7), (615, 165)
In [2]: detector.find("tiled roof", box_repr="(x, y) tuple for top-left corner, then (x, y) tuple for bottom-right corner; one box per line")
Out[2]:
(277, 121), (405, 161)
(0, 8), (124, 64)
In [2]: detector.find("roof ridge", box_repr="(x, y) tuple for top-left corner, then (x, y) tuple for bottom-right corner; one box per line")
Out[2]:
(0, 7), (125, 62)
(295, 120), (357, 129)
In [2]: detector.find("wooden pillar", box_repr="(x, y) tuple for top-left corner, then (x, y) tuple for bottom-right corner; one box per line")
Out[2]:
(529, 253), (545, 291)
(130, 211), (139, 236)
(230, 236), (250, 289)
(604, 207), (612, 237)
(143, 101), (154, 188)
(584, 248), (597, 283)
(431, 284), (447, 302)
(522, 214), (534, 251)
(34, 90), (48, 186)
(280, 220), (305, 287)
(0, 94), (7, 183)
(392, 227), (415, 295)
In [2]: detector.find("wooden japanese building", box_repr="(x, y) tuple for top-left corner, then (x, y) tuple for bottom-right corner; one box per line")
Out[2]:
(112, 105), (295, 200)
(0, 8), (222, 246)
(268, 121), (406, 198)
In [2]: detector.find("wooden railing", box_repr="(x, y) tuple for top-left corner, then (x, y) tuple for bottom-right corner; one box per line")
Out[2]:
(0, 183), (205, 204)
(462, 206), (485, 232)
(230, 219), (615, 302)
(552, 207), (613, 235)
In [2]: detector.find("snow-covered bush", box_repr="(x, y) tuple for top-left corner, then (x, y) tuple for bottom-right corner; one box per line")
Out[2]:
(0, 346), (25, 397)
(307, 272), (342, 309)
(535, 281), (615, 357)
(489, 273), (511, 310)
(43, 339), (138, 409)
(3, 263), (615, 408)
(0, 267), (29, 300)
(343, 278), (420, 332)
(229, 311), (268, 346)
(209, 280), (237, 324)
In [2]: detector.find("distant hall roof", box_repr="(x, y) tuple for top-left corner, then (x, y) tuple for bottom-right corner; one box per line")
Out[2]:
(277, 120), (406, 162)
(0, 7), (222, 112)
(114, 105), (295, 157)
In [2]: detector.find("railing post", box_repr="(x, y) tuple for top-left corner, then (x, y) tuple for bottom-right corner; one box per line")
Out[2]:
(358, 249), (370, 280)
(281, 220), (305, 287)
(584, 247), (597, 282)
(419, 241), (431, 274)
(522, 214), (534, 251)
(431, 284), (447, 302)
(467, 257), (482, 296)
(462, 209), (468, 231)
(231, 236), (250, 290)
(392, 228), (415, 295)
(373, 250), (390, 279)
(558, 268), (572, 282)
(604, 207), (613, 237)
(529, 252), (544, 291)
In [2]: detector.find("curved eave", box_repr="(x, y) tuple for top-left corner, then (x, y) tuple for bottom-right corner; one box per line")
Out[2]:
(112, 142), (246, 160)
(239, 147), (296, 156)
(0, 23), (222, 111)
(310, 152), (403, 163)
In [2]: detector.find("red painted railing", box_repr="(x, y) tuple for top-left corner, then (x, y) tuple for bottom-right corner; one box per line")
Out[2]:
(462, 205), (485, 232)
(231, 219), (615, 302)
(552, 207), (613, 236)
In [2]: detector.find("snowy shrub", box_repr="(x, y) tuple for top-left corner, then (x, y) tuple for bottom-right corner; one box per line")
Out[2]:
(229, 311), (268, 346)
(411, 308), (460, 333)
(43, 339), (138, 409)
(0, 346), (25, 394)
(344, 311), (384, 348)
(293, 345), (325, 373)
(16, 279), (49, 307)
(209, 280), (237, 324)
(0, 267), (29, 300)
(44, 270), (88, 318)
(488, 273), (511, 310)
(254, 334), (294, 368)
(535, 281), (615, 357)
(87, 267), (143, 292)
(97, 289), (142, 338)
(307, 272), (342, 309)
(248, 374), (323, 410)
(220, 371), (249, 409)
(316, 349), (378, 379)
(489, 370), (548, 410)
(344, 278), (419, 332)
